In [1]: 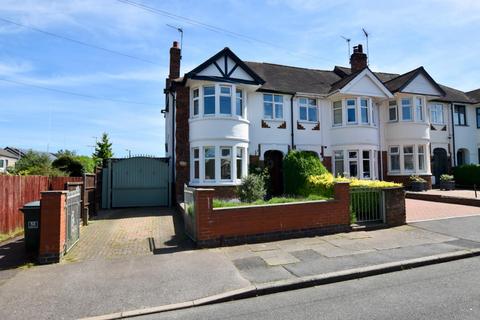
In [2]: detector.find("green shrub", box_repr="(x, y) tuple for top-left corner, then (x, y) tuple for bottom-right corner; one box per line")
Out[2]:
(237, 173), (266, 203)
(409, 175), (427, 183)
(212, 194), (329, 208)
(283, 151), (328, 196)
(52, 155), (85, 177)
(453, 164), (480, 186)
(440, 174), (454, 182)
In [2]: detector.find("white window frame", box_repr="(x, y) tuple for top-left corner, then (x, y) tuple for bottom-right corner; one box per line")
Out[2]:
(403, 145), (415, 172)
(236, 88), (243, 117)
(388, 100), (398, 122)
(192, 88), (200, 117)
(401, 98), (413, 121)
(203, 86), (216, 116)
(430, 104), (444, 124)
(415, 97), (424, 122)
(299, 97), (318, 122)
(333, 100), (343, 126)
(418, 145), (426, 172)
(360, 98), (369, 124)
(220, 147), (232, 180)
(346, 99), (357, 124)
(361, 150), (371, 179)
(204, 146), (216, 180)
(347, 150), (359, 178)
(333, 150), (344, 177)
(236, 147), (244, 180)
(192, 148), (200, 180)
(263, 93), (283, 120)
(454, 104), (467, 126)
(219, 85), (232, 115)
(389, 146), (400, 172)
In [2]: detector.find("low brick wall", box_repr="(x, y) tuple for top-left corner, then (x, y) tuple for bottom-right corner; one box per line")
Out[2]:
(384, 187), (406, 227)
(406, 192), (480, 207)
(385, 175), (432, 190)
(193, 183), (351, 247)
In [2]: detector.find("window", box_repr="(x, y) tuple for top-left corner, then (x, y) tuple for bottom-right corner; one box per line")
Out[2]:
(415, 97), (424, 121)
(220, 147), (232, 180)
(389, 146), (400, 172)
(193, 88), (199, 116)
(220, 86), (232, 115)
(418, 145), (425, 171)
(204, 147), (215, 180)
(334, 150), (344, 177)
(236, 89), (243, 117)
(454, 105), (466, 125)
(263, 94), (283, 119)
(193, 148), (199, 179)
(236, 147), (243, 179)
(388, 100), (398, 121)
(346, 99), (356, 123)
(348, 151), (358, 177)
(430, 104), (444, 124)
(0, 159), (4, 169)
(401, 98), (412, 121)
(403, 145), (414, 171)
(360, 98), (369, 124)
(362, 150), (371, 178)
(203, 86), (215, 115)
(299, 98), (317, 122)
(476, 108), (480, 128)
(333, 101), (342, 126)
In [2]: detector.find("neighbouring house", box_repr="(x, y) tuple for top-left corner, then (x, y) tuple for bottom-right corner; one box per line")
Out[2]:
(4, 146), (58, 162)
(0, 149), (18, 173)
(164, 41), (480, 202)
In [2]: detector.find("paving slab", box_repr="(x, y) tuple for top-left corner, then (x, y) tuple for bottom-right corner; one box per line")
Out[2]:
(257, 250), (300, 266)
(232, 256), (294, 283)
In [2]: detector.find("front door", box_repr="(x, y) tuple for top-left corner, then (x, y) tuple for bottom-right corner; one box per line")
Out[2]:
(432, 148), (448, 184)
(264, 150), (284, 196)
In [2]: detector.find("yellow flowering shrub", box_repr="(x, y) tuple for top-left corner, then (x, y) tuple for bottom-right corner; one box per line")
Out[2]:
(305, 173), (402, 197)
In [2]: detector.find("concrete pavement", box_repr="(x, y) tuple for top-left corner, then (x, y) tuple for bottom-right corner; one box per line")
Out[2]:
(1, 216), (480, 320)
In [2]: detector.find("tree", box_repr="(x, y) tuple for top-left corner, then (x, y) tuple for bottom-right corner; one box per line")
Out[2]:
(92, 132), (113, 166)
(76, 156), (96, 173)
(52, 156), (85, 177)
(12, 150), (65, 177)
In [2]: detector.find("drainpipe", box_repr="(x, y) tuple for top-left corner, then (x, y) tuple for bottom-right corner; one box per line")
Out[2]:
(290, 95), (295, 150)
(378, 101), (384, 180)
(450, 103), (456, 166)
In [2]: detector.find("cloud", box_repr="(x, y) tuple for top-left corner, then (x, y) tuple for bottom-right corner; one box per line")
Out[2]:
(0, 60), (33, 76)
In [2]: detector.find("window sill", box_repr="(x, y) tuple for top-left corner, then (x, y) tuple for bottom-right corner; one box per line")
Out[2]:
(189, 116), (249, 124)
(331, 124), (377, 129)
(262, 118), (285, 123)
(298, 120), (319, 125)
(190, 180), (242, 187)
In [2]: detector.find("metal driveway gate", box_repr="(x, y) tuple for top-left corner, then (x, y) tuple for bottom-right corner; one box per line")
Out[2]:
(350, 188), (385, 223)
(65, 187), (81, 252)
(102, 157), (170, 208)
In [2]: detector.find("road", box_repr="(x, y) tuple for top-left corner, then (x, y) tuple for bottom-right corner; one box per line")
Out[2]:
(142, 256), (480, 320)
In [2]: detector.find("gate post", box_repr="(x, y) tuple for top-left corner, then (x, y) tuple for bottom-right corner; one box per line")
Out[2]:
(38, 191), (68, 264)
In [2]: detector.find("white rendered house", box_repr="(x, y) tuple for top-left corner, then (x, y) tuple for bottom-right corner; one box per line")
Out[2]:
(164, 41), (480, 201)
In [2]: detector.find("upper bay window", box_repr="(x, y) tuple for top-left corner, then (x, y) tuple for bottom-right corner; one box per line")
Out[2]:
(360, 98), (369, 124)
(332, 97), (373, 127)
(263, 94), (283, 119)
(388, 100), (398, 121)
(191, 84), (246, 119)
(299, 98), (318, 122)
(430, 104), (444, 124)
(346, 99), (357, 124)
(401, 98), (412, 121)
(454, 105), (467, 126)
(415, 97), (424, 121)
(391, 96), (428, 123)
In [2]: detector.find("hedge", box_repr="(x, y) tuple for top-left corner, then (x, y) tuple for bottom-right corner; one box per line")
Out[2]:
(453, 164), (480, 186)
(283, 151), (328, 196)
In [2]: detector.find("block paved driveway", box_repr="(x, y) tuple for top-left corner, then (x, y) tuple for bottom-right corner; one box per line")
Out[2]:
(406, 199), (480, 222)
(66, 207), (191, 262)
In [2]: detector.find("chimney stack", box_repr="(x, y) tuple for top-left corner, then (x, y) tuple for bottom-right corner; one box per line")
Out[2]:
(350, 44), (367, 73)
(169, 41), (181, 79)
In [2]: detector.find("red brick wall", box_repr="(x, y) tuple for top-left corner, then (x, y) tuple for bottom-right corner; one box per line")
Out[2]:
(39, 191), (67, 263)
(193, 183), (350, 246)
(381, 151), (432, 189)
(175, 85), (190, 202)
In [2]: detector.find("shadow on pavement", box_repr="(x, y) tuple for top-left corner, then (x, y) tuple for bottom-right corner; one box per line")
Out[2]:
(92, 207), (172, 220)
(153, 210), (195, 255)
(0, 237), (34, 271)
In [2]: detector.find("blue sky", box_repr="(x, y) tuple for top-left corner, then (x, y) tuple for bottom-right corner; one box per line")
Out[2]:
(1, 0), (479, 157)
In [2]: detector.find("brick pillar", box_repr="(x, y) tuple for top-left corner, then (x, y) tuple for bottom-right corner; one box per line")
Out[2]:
(39, 191), (67, 264)
(384, 187), (406, 227)
(194, 188), (215, 242)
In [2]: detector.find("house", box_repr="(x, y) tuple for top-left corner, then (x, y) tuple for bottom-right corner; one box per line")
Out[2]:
(4, 147), (58, 162)
(0, 149), (18, 173)
(164, 41), (480, 202)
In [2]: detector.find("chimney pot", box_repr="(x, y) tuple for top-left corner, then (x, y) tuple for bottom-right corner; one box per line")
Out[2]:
(173, 41), (179, 48)
(350, 43), (367, 73)
(169, 41), (181, 79)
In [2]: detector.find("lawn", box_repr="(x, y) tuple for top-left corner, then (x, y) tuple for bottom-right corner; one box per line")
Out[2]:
(213, 194), (331, 208)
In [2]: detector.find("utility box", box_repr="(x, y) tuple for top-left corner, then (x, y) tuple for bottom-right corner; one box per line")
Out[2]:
(20, 201), (41, 253)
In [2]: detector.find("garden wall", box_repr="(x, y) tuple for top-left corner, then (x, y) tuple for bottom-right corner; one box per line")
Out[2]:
(192, 182), (351, 247)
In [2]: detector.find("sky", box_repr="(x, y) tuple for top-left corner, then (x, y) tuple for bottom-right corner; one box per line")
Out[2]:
(1, 0), (479, 157)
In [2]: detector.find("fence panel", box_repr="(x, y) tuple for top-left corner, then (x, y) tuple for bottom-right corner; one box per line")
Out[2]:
(350, 187), (385, 223)
(183, 185), (196, 240)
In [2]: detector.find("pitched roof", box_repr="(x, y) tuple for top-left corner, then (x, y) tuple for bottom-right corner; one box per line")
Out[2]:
(382, 67), (446, 96)
(0, 149), (17, 159)
(431, 85), (476, 104)
(244, 62), (341, 95)
(333, 66), (399, 82)
(466, 88), (480, 103)
(4, 147), (57, 161)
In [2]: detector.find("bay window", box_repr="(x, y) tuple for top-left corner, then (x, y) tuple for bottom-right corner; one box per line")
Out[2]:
(263, 94), (283, 119)
(220, 147), (232, 180)
(193, 88), (199, 116)
(193, 148), (199, 180)
(346, 99), (356, 123)
(430, 104), (444, 124)
(236, 147), (243, 179)
(415, 97), (424, 121)
(333, 101), (342, 126)
(236, 89), (243, 117)
(348, 151), (359, 177)
(401, 98), (412, 121)
(299, 98), (318, 122)
(418, 145), (425, 171)
(403, 145), (414, 171)
(220, 86), (232, 115)
(204, 147), (215, 180)
(389, 146), (400, 172)
(203, 86), (216, 115)
(362, 150), (371, 178)
(388, 100), (398, 121)
(334, 150), (344, 176)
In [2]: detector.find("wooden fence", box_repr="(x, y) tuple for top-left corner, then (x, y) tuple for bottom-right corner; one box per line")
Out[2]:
(0, 175), (93, 234)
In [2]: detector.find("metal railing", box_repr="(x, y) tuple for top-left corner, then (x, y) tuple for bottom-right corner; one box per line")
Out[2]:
(350, 187), (385, 223)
